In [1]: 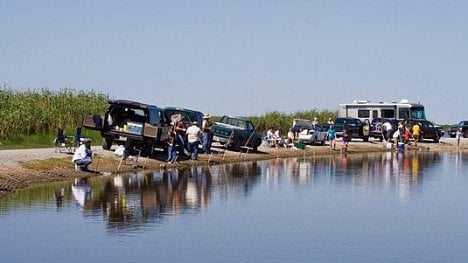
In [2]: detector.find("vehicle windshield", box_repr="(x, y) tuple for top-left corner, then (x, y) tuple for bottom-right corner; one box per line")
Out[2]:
(410, 106), (426, 119)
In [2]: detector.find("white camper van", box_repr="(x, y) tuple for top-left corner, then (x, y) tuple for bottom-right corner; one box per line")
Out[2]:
(338, 99), (426, 123)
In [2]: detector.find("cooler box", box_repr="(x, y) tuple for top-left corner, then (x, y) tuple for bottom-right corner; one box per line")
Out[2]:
(398, 142), (405, 152)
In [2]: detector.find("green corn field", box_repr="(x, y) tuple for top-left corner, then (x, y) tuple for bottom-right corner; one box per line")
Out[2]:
(0, 87), (108, 140)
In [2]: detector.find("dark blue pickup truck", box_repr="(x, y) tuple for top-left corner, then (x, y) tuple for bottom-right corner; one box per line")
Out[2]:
(211, 115), (263, 151)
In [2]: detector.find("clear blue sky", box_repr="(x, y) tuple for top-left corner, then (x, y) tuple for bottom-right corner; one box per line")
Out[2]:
(1, 0), (467, 124)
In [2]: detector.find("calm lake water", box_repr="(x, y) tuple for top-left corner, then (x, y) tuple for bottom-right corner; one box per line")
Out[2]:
(1, 152), (468, 263)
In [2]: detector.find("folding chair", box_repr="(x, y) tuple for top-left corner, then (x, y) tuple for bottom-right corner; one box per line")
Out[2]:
(54, 128), (74, 153)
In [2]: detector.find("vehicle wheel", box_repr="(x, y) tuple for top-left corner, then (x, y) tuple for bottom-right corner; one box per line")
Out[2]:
(434, 137), (439, 143)
(230, 141), (241, 152)
(464, 132), (468, 138)
(253, 139), (261, 152)
(102, 138), (113, 150)
(363, 136), (369, 142)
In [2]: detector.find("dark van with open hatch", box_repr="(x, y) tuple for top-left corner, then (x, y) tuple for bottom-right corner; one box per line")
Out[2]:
(83, 99), (171, 152)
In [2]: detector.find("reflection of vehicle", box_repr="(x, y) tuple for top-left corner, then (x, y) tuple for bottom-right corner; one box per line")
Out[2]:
(83, 99), (171, 151)
(338, 99), (426, 123)
(323, 117), (370, 142)
(211, 115), (262, 151)
(405, 119), (442, 142)
(297, 125), (327, 145)
(164, 107), (203, 127)
(448, 121), (468, 138)
(370, 118), (398, 141)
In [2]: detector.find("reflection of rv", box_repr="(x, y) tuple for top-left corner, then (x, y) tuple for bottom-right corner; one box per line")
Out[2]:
(338, 99), (426, 123)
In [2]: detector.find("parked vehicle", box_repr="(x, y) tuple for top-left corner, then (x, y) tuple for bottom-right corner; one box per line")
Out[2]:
(338, 99), (426, 123)
(448, 121), (468, 138)
(370, 118), (398, 141)
(405, 119), (442, 142)
(297, 124), (328, 145)
(211, 115), (262, 151)
(164, 107), (203, 127)
(83, 99), (171, 152)
(323, 117), (370, 142)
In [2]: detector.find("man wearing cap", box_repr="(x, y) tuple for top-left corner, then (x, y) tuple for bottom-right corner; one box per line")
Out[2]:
(202, 113), (213, 154)
(72, 138), (93, 171)
(186, 121), (202, 160)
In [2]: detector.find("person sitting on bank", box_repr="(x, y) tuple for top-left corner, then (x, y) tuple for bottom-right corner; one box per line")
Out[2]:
(72, 138), (93, 171)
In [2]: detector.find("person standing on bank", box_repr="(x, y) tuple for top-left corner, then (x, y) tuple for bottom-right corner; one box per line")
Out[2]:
(202, 113), (213, 154)
(186, 121), (202, 160)
(456, 127), (463, 150)
(412, 122), (421, 146)
(327, 125), (336, 150)
(72, 138), (93, 171)
(174, 115), (188, 155)
(166, 123), (178, 163)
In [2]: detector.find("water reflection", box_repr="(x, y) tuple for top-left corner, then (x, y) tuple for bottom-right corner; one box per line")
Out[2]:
(55, 162), (262, 231)
(0, 152), (456, 230)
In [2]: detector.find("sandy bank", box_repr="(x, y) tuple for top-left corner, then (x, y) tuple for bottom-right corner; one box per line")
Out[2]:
(0, 137), (466, 198)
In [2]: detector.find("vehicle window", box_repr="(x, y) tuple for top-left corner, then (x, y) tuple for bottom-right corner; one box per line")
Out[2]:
(410, 106), (426, 119)
(372, 110), (378, 118)
(247, 122), (254, 131)
(381, 109), (395, 118)
(358, 110), (370, 118)
(399, 108), (410, 120)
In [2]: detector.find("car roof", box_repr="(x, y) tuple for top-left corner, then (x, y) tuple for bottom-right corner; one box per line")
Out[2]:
(108, 99), (160, 110)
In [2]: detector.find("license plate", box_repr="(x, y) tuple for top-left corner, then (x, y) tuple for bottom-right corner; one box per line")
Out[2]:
(119, 136), (127, 141)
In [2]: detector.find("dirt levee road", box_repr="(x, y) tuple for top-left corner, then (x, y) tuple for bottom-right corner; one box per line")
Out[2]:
(0, 137), (465, 198)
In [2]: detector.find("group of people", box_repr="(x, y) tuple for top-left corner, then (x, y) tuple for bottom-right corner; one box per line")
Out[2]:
(166, 113), (213, 163)
(382, 121), (421, 146)
(71, 113), (214, 171)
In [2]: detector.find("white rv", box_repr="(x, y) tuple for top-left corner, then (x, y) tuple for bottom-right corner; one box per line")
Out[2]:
(338, 99), (426, 123)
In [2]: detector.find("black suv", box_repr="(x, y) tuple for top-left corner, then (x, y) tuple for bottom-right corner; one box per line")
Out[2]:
(448, 121), (468, 138)
(370, 118), (398, 141)
(405, 119), (442, 143)
(83, 99), (171, 151)
(323, 117), (370, 142)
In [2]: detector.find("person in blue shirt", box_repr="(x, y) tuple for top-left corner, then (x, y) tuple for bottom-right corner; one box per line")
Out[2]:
(327, 125), (336, 150)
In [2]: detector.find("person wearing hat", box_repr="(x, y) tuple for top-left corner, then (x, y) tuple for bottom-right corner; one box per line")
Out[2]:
(202, 113), (213, 154)
(72, 138), (93, 171)
(186, 121), (202, 160)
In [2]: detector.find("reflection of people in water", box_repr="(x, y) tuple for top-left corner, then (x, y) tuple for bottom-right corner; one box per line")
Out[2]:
(165, 169), (187, 215)
(71, 178), (92, 207)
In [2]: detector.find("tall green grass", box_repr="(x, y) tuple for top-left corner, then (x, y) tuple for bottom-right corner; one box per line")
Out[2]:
(0, 86), (335, 148)
(0, 87), (108, 142)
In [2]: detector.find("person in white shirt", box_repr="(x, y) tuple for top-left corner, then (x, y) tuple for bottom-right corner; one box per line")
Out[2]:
(186, 121), (202, 160)
(72, 138), (93, 171)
